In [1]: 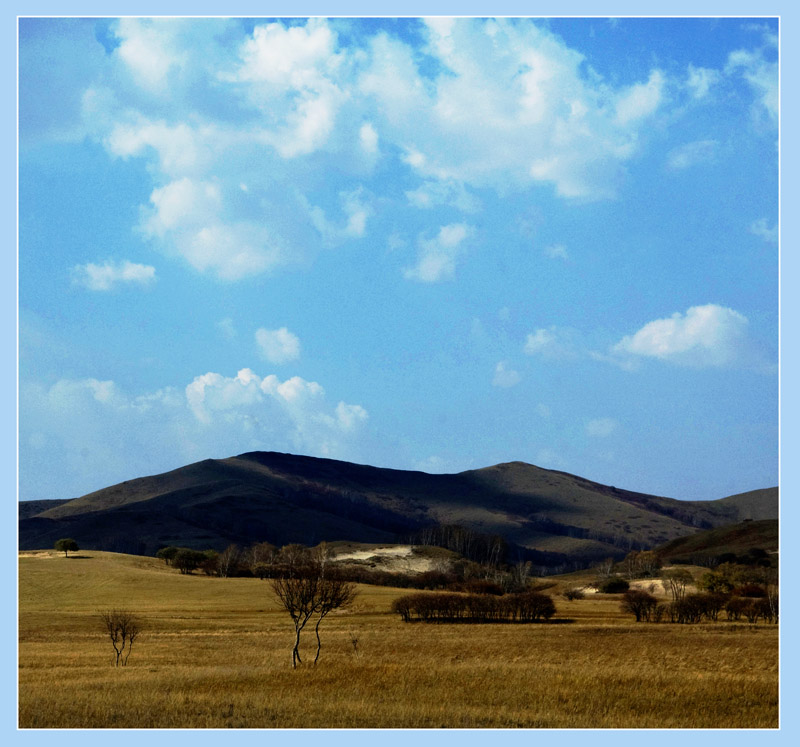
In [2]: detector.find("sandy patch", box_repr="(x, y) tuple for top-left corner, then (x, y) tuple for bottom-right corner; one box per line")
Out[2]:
(18, 551), (59, 559)
(332, 545), (438, 574)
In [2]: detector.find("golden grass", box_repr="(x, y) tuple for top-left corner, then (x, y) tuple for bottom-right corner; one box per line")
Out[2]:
(19, 551), (778, 728)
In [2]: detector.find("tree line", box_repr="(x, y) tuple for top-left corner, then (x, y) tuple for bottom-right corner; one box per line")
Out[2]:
(391, 589), (556, 624)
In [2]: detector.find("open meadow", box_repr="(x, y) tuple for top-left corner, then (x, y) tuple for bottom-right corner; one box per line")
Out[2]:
(19, 551), (778, 729)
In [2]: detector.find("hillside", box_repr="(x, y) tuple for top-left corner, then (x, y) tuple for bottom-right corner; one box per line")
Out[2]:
(19, 451), (778, 567)
(654, 519), (778, 564)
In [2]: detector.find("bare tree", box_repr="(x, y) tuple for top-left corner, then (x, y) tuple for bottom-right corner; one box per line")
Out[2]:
(270, 566), (322, 669)
(244, 541), (276, 572)
(312, 571), (357, 665)
(100, 609), (141, 667)
(661, 568), (693, 601)
(594, 557), (615, 581)
(216, 544), (241, 577)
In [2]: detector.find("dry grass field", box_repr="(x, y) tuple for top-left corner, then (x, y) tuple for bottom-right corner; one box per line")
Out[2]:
(19, 551), (778, 729)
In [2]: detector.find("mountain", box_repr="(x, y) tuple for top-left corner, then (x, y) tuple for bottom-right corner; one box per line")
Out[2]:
(18, 451), (778, 567)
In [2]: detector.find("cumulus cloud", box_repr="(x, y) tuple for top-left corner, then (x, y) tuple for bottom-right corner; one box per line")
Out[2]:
(74, 18), (686, 282)
(20, 368), (369, 500)
(585, 417), (618, 438)
(72, 259), (156, 290)
(666, 140), (718, 170)
(612, 304), (751, 368)
(255, 327), (301, 364)
(404, 223), (472, 282)
(492, 361), (521, 388)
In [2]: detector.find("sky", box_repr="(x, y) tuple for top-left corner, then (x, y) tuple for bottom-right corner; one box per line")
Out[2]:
(17, 16), (779, 503)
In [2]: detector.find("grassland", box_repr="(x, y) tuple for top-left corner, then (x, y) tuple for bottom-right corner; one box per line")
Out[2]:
(19, 551), (778, 729)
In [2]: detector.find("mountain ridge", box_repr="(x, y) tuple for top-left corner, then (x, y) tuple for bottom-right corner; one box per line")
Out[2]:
(19, 451), (778, 567)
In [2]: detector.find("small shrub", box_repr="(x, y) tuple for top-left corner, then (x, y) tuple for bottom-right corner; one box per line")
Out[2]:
(562, 588), (585, 601)
(598, 578), (629, 594)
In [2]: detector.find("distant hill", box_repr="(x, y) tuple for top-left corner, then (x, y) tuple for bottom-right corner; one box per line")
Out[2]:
(655, 519), (778, 564)
(19, 451), (778, 568)
(18, 499), (73, 521)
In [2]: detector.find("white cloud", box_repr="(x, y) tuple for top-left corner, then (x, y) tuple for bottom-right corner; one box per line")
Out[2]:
(585, 417), (618, 438)
(523, 326), (579, 360)
(612, 304), (751, 368)
(615, 70), (665, 125)
(255, 327), (301, 364)
(20, 368), (369, 499)
(307, 188), (372, 244)
(114, 18), (187, 92)
(492, 361), (521, 388)
(749, 218), (778, 244)
(359, 122), (378, 154)
(361, 19), (667, 200)
(72, 260), (156, 291)
(666, 140), (718, 171)
(543, 244), (569, 260)
(80, 18), (685, 283)
(405, 180), (480, 212)
(141, 177), (282, 280)
(726, 47), (778, 125)
(686, 64), (721, 100)
(404, 223), (472, 282)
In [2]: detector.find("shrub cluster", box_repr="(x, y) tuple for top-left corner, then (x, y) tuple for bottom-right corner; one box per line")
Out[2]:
(391, 590), (556, 623)
(621, 589), (778, 625)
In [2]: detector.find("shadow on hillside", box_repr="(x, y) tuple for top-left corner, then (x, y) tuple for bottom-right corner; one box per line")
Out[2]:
(64, 555), (92, 560)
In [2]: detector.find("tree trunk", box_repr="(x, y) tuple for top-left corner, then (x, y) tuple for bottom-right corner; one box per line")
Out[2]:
(313, 617), (322, 665)
(292, 626), (302, 669)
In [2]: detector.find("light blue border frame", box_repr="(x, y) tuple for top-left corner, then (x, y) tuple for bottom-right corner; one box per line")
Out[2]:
(6, 1), (795, 744)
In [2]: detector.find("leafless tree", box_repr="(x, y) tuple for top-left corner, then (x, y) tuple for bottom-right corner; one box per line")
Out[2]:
(244, 541), (276, 572)
(661, 568), (693, 601)
(594, 557), (615, 581)
(100, 609), (141, 667)
(270, 567), (322, 669)
(312, 571), (357, 665)
(216, 544), (241, 577)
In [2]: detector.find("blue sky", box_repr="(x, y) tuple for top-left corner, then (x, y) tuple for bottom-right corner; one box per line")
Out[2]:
(18, 16), (779, 502)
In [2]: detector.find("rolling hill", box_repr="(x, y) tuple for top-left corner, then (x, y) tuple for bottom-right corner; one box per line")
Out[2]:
(18, 451), (778, 567)
(654, 519), (778, 564)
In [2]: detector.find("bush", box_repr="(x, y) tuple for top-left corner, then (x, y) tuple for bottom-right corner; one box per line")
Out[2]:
(173, 548), (207, 575)
(562, 588), (585, 601)
(620, 590), (658, 622)
(598, 577), (629, 594)
(732, 583), (766, 598)
(156, 546), (179, 565)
